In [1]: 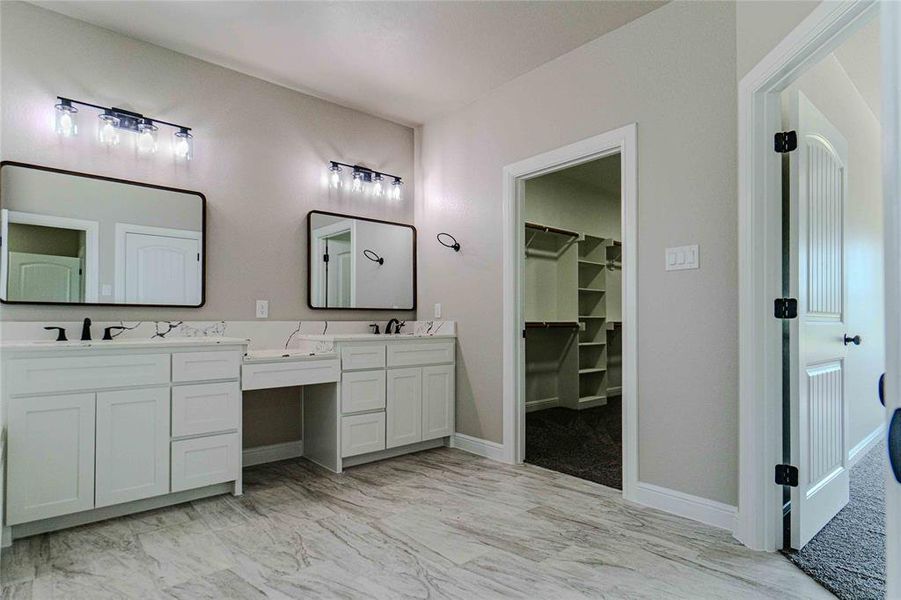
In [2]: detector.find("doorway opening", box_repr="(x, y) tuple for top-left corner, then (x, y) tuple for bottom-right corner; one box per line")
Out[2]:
(777, 14), (886, 599)
(522, 154), (624, 489)
(501, 123), (638, 500)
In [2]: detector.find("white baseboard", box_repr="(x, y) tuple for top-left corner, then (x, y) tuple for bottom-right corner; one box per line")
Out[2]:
(449, 433), (506, 462)
(849, 425), (885, 467)
(243, 440), (304, 467)
(634, 482), (736, 531)
(526, 397), (559, 413)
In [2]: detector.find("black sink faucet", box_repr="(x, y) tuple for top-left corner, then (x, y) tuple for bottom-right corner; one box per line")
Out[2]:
(386, 319), (400, 335)
(81, 318), (92, 341)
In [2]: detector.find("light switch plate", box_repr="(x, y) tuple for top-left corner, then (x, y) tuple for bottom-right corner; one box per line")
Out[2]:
(434, 303), (442, 318)
(256, 300), (269, 319)
(665, 245), (699, 271)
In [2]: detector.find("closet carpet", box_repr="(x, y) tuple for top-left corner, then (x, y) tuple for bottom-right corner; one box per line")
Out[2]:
(784, 443), (886, 600)
(525, 398), (622, 490)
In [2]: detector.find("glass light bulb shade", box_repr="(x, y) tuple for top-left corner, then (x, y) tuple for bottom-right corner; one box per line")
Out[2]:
(54, 103), (78, 137)
(136, 125), (158, 154)
(330, 170), (341, 188)
(351, 172), (363, 192)
(391, 180), (403, 200)
(373, 176), (384, 197)
(173, 130), (194, 160)
(98, 115), (120, 147)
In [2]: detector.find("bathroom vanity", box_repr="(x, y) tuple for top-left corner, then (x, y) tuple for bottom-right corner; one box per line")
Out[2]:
(1, 337), (247, 538)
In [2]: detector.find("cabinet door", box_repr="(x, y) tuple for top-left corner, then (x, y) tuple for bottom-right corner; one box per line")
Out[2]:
(422, 365), (455, 440)
(96, 387), (170, 507)
(7, 393), (95, 525)
(386, 368), (422, 449)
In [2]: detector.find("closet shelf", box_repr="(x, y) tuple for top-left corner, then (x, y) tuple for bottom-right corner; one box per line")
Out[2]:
(525, 321), (580, 329)
(578, 315), (605, 320)
(578, 395), (606, 404)
(524, 222), (580, 238)
(578, 287), (604, 294)
(577, 259), (606, 267)
(579, 342), (606, 347)
(579, 367), (606, 375)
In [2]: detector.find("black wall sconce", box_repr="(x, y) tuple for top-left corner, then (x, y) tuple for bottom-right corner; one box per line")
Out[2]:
(54, 96), (194, 159)
(363, 249), (384, 265)
(437, 232), (461, 252)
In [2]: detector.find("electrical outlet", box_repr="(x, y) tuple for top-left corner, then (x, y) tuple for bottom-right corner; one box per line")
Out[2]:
(434, 303), (442, 319)
(256, 300), (269, 319)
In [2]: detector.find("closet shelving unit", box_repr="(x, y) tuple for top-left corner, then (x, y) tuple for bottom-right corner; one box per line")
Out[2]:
(524, 221), (621, 412)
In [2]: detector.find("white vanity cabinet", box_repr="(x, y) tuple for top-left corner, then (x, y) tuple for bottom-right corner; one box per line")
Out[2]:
(2, 339), (246, 537)
(324, 336), (455, 464)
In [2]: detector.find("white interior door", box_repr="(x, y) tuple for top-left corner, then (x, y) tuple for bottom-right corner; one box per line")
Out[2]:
(326, 237), (352, 308)
(124, 232), (200, 305)
(881, 3), (900, 596)
(7, 252), (82, 302)
(788, 91), (851, 549)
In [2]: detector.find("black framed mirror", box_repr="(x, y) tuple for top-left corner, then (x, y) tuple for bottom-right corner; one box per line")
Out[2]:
(308, 210), (416, 310)
(0, 161), (205, 307)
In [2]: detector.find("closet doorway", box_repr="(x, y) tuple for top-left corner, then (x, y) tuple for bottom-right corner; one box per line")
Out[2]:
(521, 154), (624, 489)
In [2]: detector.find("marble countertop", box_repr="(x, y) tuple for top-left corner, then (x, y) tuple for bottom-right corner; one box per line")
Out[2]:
(296, 333), (456, 341)
(0, 337), (250, 352)
(243, 349), (338, 363)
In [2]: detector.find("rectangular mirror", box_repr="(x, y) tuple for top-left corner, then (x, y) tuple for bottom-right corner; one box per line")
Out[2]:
(0, 162), (205, 307)
(308, 210), (415, 310)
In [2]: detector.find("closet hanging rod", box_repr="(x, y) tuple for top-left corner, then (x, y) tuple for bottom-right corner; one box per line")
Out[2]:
(524, 222), (580, 238)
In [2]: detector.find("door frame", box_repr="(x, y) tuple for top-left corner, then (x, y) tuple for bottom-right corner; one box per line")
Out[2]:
(114, 222), (202, 304)
(736, 0), (879, 551)
(0, 209), (100, 302)
(310, 219), (357, 308)
(501, 123), (638, 501)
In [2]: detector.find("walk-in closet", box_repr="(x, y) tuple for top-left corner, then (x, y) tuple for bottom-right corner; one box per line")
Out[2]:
(523, 153), (623, 490)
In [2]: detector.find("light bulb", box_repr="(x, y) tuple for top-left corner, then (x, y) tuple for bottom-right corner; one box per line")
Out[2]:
(329, 163), (342, 188)
(98, 112), (120, 147)
(54, 100), (78, 137)
(136, 120), (158, 154)
(391, 178), (403, 200)
(173, 128), (193, 160)
(351, 171), (363, 192)
(372, 174), (384, 197)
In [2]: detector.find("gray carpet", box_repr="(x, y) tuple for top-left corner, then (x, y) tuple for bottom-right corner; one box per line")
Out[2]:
(784, 443), (886, 600)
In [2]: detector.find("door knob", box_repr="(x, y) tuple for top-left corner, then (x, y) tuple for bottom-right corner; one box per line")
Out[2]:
(843, 334), (862, 346)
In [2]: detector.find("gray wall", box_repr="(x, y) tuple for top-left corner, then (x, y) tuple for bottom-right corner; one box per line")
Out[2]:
(417, 1), (740, 505)
(0, 1), (415, 323)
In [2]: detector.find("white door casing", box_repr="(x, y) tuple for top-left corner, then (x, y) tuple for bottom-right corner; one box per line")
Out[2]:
(788, 91), (850, 549)
(882, 1), (900, 596)
(311, 219), (357, 308)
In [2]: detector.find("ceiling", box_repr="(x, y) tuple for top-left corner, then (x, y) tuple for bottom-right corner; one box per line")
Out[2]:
(33, 1), (665, 127)
(833, 17), (881, 121)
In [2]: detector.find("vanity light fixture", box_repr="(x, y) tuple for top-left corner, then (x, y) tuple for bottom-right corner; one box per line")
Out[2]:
(53, 96), (194, 159)
(327, 161), (403, 200)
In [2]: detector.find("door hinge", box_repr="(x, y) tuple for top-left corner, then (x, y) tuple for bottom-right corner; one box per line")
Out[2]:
(774, 298), (798, 319)
(774, 130), (798, 153)
(323, 253), (330, 263)
(196, 252), (200, 262)
(775, 464), (799, 487)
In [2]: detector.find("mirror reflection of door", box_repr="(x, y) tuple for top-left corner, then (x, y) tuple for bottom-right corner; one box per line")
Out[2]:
(2, 211), (98, 303)
(325, 232), (352, 308)
(116, 224), (202, 305)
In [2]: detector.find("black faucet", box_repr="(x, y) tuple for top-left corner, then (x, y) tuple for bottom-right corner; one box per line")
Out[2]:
(81, 318), (92, 341)
(44, 326), (68, 341)
(386, 319), (400, 335)
(369, 322), (381, 335)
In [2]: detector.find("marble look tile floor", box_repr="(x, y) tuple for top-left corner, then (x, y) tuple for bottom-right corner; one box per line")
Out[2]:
(0, 448), (832, 599)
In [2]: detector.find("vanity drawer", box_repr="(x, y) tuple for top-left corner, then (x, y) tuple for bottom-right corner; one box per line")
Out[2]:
(341, 344), (386, 371)
(387, 341), (455, 368)
(242, 359), (339, 391)
(341, 370), (386, 414)
(172, 382), (240, 438)
(8, 354), (169, 395)
(172, 351), (241, 382)
(171, 432), (239, 492)
(341, 413), (386, 457)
